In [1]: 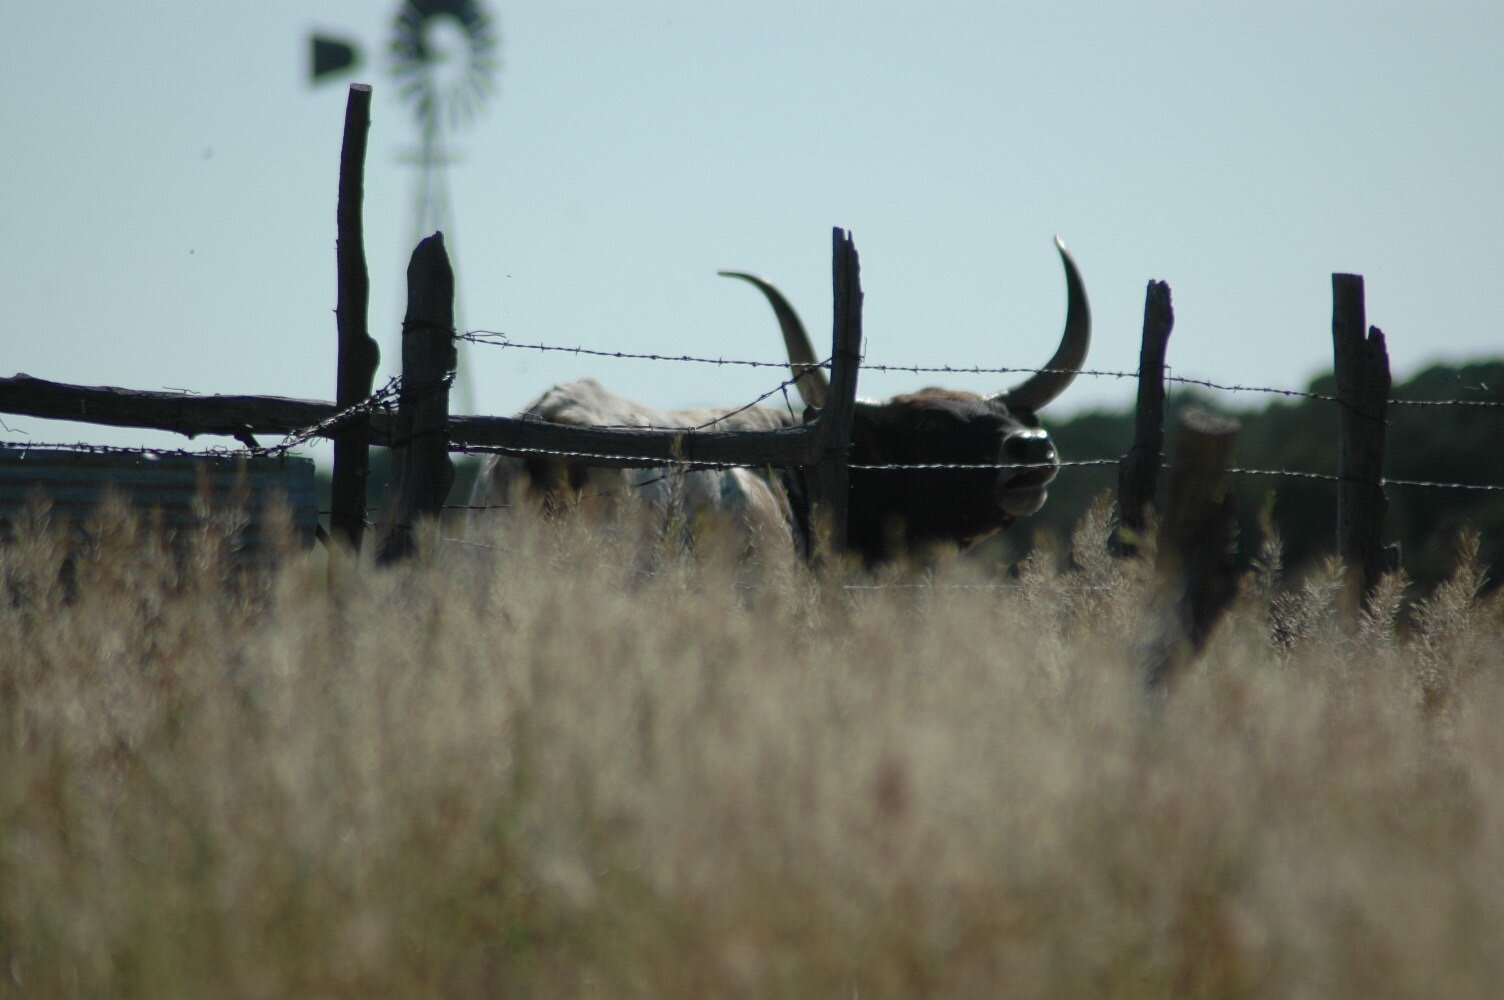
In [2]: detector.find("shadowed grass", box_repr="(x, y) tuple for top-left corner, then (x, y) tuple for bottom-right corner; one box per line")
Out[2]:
(2, 503), (1502, 997)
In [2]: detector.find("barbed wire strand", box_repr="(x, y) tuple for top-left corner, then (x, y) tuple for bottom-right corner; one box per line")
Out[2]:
(254, 375), (407, 457)
(462, 330), (1504, 409)
(460, 330), (807, 371)
(14, 431), (1495, 496)
(6, 331), (1503, 498)
(685, 371), (814, 430)
(7, 433), (1500, 496)
(458, 443), (1504, 496)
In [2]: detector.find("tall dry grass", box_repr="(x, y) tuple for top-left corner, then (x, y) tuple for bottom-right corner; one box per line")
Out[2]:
(2, 498), (1502, 998)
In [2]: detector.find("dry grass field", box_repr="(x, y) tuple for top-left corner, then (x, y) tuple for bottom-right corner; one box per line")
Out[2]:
(2, 497), (1502, 998)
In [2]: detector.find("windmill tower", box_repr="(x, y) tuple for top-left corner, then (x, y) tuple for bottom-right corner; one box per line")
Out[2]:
(311, 0), (499, 414)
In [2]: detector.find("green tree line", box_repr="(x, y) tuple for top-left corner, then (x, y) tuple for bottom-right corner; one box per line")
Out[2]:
(1034, 360), (1504, 589)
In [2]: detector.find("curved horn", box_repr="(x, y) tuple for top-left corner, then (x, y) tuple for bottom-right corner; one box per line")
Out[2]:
(718, 271), (829, 410)
(989, 236), (1091, 412)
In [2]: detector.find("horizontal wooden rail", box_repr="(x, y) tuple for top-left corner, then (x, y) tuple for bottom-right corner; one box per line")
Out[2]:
(0, 373), (343, 439)
(0, 373), (829, 468)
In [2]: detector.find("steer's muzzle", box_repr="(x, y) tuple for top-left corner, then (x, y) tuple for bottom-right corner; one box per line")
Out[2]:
(996, 428), (1059, 517)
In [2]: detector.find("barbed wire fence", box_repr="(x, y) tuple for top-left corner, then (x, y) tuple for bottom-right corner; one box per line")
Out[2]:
(441, 329), (1504, 511)
(4, 247), (1502, 579)
(6, 337), (1503, 496)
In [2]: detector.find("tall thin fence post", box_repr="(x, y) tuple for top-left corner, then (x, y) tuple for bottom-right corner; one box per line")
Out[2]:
(807, 227), (863, 562)
(1144, 408), (1241, 689)
(1113, 279), (1174, 556)
(1332, 273), (1392, 598)
(331, 83), (380, 553)
(377, 232), (456, 566)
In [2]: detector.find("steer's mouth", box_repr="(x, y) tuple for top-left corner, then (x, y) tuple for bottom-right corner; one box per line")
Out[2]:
(997, 466), (1057, 518)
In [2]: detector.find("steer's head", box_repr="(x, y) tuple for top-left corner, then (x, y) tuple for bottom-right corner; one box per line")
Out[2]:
(720, 238), (1090, 562)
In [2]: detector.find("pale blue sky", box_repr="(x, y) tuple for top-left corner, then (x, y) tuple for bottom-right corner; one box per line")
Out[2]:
(3, 2), (1501, 456)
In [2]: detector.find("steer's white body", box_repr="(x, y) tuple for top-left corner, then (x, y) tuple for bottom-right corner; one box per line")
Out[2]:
(468, 379), (800, 552)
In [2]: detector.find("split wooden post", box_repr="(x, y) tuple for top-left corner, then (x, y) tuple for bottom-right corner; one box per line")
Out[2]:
(1113, 279), (1174, 556)
(377, 233), (457, 566)
(807, 227), (863, 561)
(1332, 273), (1392, 598)
(331, 83), (380, 553)
(1144, 408), (1241, 689)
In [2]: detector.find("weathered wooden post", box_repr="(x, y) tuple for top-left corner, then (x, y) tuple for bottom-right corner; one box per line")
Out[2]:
(377, 232), (457, 566)
(806, 227), (863, 562)
(331, 83), (380, 552)
(1112, 279), (1174, 556)
(1144, 408), (1241, 689)
(1332, 273), (1392, 598)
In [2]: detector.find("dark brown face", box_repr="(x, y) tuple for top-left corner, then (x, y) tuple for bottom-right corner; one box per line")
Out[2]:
(723, 238), (1089, 564)
(842, 390), (1059, 562)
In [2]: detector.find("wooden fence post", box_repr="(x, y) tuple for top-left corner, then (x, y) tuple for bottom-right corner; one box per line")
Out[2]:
(331, 83), (380, 553)
(1332, 273), (1392, 598)
(807, 227), (863, 562)
(1144, 408), (1241, 689)
(377, 232), (457, 566)
(1113, 279), (1174, 556)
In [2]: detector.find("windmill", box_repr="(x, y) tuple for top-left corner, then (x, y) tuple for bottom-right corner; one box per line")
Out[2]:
(310, 0), (500, 413)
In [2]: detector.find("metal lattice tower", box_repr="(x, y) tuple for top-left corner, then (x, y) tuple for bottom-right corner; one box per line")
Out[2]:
(389, 0), (499, 414)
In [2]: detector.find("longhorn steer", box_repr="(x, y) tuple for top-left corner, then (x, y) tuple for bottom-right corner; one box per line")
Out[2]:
(469, 238), (1090, 565)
